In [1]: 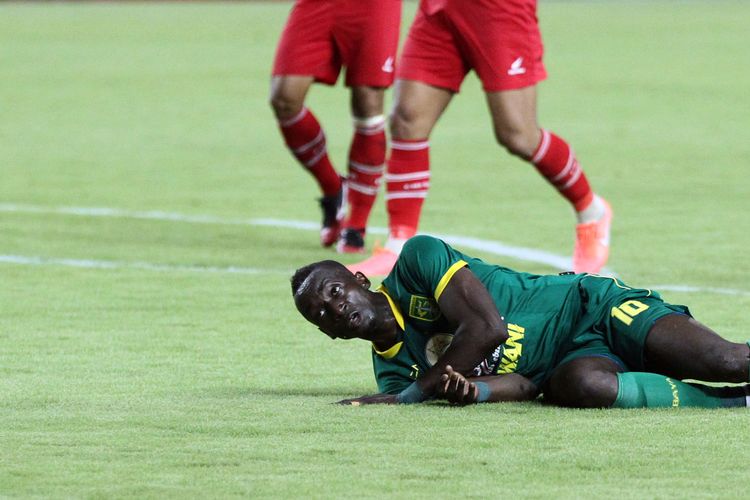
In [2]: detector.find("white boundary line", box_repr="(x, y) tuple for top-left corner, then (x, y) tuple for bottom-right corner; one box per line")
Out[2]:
(0, 255), (288, 276)
(1, 202), (748, 297)
(0, 202), (574, 269)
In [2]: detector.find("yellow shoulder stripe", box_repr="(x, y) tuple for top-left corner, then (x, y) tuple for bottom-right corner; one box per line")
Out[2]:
(373, 341), (403, 359)
(434, 260), (468, 301)
(375, 285), (405, 331)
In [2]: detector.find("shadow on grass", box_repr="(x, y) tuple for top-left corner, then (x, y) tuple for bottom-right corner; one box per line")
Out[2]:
(198, 386), (365, 399)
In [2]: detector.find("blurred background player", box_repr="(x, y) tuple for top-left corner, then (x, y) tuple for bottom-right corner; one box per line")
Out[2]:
(349, 0), (612, 275)
(270, 0), (402, 249)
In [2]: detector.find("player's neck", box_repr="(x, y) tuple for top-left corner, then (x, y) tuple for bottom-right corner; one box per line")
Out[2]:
(370, 293), (400, 351)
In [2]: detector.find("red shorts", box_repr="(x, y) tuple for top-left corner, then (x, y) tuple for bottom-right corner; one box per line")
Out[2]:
(398, 0), (547, 92)
(272, 0), (402, 88)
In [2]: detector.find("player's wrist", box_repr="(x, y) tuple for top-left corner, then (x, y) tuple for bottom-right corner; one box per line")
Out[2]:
(396, 381), (426, 404)
(474, 381), (491, 403)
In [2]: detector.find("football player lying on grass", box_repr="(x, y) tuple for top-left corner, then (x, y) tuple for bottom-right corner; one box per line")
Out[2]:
(292, 235), (750, 408)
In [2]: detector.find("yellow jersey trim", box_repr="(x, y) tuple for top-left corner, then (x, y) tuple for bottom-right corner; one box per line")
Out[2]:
(434, 260), (468, 301)
(373, 341), (404, 360)
(373, 285), (405, 358)
(376, 285), (405, 331)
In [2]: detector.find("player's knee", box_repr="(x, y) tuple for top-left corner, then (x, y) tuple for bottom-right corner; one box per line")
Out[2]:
(574, 372), (618, 407)
(494, 127), (537, 159)
(548, 366), (618, 408)
(269, 87), (303, 121)
(710, 344), (748, 382)
(352, 87), (385, 118)
(389, 103), (425, 139)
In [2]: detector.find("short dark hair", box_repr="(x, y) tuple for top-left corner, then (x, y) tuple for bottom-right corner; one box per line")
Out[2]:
(290, 260), (344, 296)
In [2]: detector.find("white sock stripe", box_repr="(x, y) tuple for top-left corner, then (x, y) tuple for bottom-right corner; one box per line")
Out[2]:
(349, 160), (385, 175)
(560, 164), (582, 190)
(385, 191), (428, 200)
(385, 171), (431, 182)
(279, 107), (309, 127)
(551, 152), (575, 183)
(304, 146), (327, 167)
(348, 181), (380, 196)
(391, 140), (429, 151)
(293, 130), (325, 155)
(531, 129), (551, 164)
(353, 114), (386, 130)
(355, 123), (386, 136)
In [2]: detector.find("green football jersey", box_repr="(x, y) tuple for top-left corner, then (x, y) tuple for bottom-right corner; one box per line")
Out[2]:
(372, 235), (685, 394)
(372, 235), (589, 394)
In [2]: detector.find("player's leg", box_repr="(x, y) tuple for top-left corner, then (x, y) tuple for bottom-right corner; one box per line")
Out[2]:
(346, 4), (463, 275)
(337, 85), (387, 254)
(485, 88), (611, 274)
(328, 0), (401, 254)
(270, 76), (344, 247)
(544, 356), (621, 408)
(452, 0), (610, 274)
(644, 313), (750, 383)
(546, 354), (749, 409)
(270, 1), (344, 247)
(346, 79), (453, 275)
(270, 76), (341, 197)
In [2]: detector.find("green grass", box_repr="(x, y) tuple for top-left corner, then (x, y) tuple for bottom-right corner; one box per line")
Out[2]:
(1, 1), (750, 497)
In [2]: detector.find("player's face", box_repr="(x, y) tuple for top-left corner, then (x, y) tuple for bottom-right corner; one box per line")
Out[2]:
(295, 267), (378, 341)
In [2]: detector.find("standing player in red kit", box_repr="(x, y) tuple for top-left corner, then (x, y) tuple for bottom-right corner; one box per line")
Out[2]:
(270, 0), (402, 250)
(349, 0), (612, 275)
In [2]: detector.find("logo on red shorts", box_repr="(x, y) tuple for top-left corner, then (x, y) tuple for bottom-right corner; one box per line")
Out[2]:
(508, 57), (527, 76)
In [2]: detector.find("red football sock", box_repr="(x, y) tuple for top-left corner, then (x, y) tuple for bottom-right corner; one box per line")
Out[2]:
(386, 138), (430, 239)
(346, 115), (386, 230)
(530, 129), (594, 211)
(278, 107), (341, 196)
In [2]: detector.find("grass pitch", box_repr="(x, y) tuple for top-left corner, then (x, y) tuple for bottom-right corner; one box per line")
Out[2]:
(1, 1), (749, 497)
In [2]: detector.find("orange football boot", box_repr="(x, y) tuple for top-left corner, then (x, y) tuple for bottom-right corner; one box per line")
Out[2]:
(346, 243), (398, 276)
(572, 199), (612, 274)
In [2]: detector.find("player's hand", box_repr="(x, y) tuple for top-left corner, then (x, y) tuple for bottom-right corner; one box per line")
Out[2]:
(438, 365), (479, 406)
(336, 393), (398, 406)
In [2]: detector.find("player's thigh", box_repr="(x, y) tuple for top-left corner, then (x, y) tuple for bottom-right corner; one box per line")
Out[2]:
(545, 355), (621, 408)
(485, 87), (540, 157)
(338, 0), (402, 89)
(272, 0), (340, 85)
(448, 0), (547, 93)
(390, 79), (453, 139)
(644, 314), (748, 383)
(396, 6), (468, 94)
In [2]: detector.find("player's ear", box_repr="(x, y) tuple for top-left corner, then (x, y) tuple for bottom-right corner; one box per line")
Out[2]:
(354, 271), (371, 289)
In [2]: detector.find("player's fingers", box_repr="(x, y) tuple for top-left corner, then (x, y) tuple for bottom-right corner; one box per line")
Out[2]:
(470, 383), (479, 403)
(459, 378), (470, 401)
(449, 372), (462, 393)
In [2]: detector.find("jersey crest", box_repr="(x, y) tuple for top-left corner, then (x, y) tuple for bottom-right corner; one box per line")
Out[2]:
(409, 295), (441, 321)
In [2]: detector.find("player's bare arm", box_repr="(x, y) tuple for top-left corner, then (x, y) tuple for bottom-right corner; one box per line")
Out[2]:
(439, 365), (539, 406)
(337, 393), (398, 406)
(413, 267), (508, 399)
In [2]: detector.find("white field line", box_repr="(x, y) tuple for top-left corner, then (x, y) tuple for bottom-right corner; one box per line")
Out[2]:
(0, 203), (573, 269)
(0, 254), (288, 276)
(1, 202), (748, 298)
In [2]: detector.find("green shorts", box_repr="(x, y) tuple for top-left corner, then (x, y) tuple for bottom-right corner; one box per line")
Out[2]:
(556, 275), (690, 372)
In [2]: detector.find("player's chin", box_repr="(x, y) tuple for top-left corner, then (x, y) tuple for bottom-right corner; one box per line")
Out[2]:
(349, 311), (374, 336)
